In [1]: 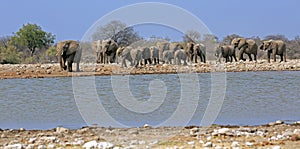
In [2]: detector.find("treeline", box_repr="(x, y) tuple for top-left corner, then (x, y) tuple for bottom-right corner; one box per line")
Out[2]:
(1, 21), (300, 64)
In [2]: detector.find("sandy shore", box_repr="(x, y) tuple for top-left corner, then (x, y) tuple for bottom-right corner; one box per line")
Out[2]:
(1, 122), (300, 149)
(0, 59), (300, 79)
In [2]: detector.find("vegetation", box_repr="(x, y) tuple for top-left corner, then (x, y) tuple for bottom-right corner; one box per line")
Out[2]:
(11, 23), (55, 57)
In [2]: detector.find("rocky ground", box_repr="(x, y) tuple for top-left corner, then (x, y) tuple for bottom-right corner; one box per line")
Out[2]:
(0, 59), (300, 79)
(1, 121), (300, 149)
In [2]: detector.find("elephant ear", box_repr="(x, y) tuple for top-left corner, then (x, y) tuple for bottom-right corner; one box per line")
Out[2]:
(259, 43), (264, 50)
(270, 41), (278, 50)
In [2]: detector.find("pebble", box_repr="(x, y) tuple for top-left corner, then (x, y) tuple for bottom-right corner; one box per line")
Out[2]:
(56, 127), (69, 133)
(143, 124), (151, 128)
(294, 129), (300, 134)
(28, 138), (36, 143)
(245, 142), (254, 146)
(25, 144), (34, 149)
(97, 142), (114, 149)
(272, 146), (281, 149)
(37, 145), (46, 149)
(203, 142), (212, 147)
(83, 140), (98, 149)
(4, 144), (24, 149)
(231, 141), (239, 147)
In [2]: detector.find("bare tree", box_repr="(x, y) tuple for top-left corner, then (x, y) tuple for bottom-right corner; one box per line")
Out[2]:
(183, 30), (201, 43)
(92, 20), (142, 47)
(0, 36), (11, 48)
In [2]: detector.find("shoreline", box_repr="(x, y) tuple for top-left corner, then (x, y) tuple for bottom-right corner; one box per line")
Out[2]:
(0, 59), (300, 79)
(1, 122), (300, 148)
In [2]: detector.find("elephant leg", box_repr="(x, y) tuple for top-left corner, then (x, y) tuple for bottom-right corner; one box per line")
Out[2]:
(67, 61), (73, 72)
(247, 53), (252, 61)
(194, 54), (198, 63)
(280, 54), (284, 62)
(273, 51), (276, 62)
(76, 62), (80, 72)
(254, 54), (257, 62)
(203, 54), (206, 63)
(267, 51), (271, 63)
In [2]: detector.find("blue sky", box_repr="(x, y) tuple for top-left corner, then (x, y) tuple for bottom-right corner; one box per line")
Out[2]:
(1, 0), (299, 42)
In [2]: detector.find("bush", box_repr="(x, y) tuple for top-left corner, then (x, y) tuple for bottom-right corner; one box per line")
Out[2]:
(0, 45), (22, 64)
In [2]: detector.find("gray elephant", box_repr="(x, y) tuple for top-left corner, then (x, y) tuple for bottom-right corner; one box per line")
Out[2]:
(92, 40), (103, 63)
(162, 50), (174, 64)
(150, 46), (159, 65)
(156, 42), (170, 63)
(231, 38), (258, 61)
(169, 42), (183, 52)
(174, 49), (188, 65)
(259, 40), (287, 62)
(131, 48), (142, 67)
(116, 46), (133, 67)
(102, 39), (118, 64)
(185, 42), (195, 63)
(140, 47), (152, 65)
(215, 45), (237, 63)
(193, 43), (206, 63)
(57, 40), (82, 72)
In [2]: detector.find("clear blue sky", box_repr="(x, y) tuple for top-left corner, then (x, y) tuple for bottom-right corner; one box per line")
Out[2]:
(1, 0), (299, 42)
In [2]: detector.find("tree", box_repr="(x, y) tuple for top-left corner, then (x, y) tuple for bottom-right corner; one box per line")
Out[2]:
(92, 20), (142, 47)
(183, 30), (201, 43)
(0, 36), (11, 49)
(0, 45), (22, 64)
(11, 23), (55, 57)
(264, 34), (288, 42)
(221, 34), (241, 45)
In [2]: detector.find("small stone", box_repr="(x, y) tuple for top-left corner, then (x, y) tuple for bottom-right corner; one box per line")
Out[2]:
(19, 128), (25, 131)
(231, 141), (239, 147)
(217, 128), (230, 134)
(143, 124), (151, 128)
(25, 144), (34, 149)
(46, 70), (52, 74)
(97, 142), (114, 149)
(203, 142), (212, 147)
(47, 144), (55, 149)
(272, 146), (281, 149)
(215, 146), (223, 149)
(37, 145), (46, 149)
(187, 141), (195, 145)
(294, 129), (300, 134)
(83, 140), (98, 149)
(245, 142), (254, 146)
(275, 120), (284, 124)
(4, 144), (24, 149)
(206, 136), (211, 141)
(56, 127), (69, 133)
(28, 138), (36, 143)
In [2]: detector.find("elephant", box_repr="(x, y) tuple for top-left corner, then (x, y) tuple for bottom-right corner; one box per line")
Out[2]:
(131, 47), (142, 67)
(231, 38), (258, 61)
(162, 50), (174, 64)
(116, 46), (133, 67)
(215, 45), (237, 63)
(140, 47), (152, 65)
(193, 43), (206, 63)
(169, 42), (183, 52)
(101, 39), (118, 64)
(174, 49), (188, 65)
(92, 40), (103, 63)
(150, 46), (159, 65)
(57, 40), (82, 72)
(156, 42), (170, 63)
(185, 42), (195, 63)
(259, 40), (287, 63)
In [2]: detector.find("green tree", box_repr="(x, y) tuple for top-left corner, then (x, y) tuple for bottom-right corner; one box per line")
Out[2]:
(45, 46), (57, 62)
(11, 23), (55, 57)
(0, 45), (22, 64)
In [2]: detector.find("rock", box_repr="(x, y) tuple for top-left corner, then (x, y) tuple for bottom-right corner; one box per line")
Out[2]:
(215, 146), (223, 149)
(56, 127), (69, 133)
(83, 140), (98, 149)
(47, 144), (55, 149)
(276, 120), (284, 124)
(97, 142), (114, 149)
(4, 144), (24, 149)
(203, 142), (212, 147)
(46, 70), (52, 74)
(272, 146), (281, 149)
(294, 129), (300, 135)
(28, 138), (36, 143)
(187, 141), (195, 145)
(190, 127), (199, 136)
(25, 144), (34, 149)
(37, 145), (46, 149)
(294, 121), (300, 124)
(143, 124), (151, 128)
(216, 128), (230, 134)
(19, 128), (25, 131)
(206, 136), (211, 141)
(245, 142), (254, 146)
(231, 141), (239, 147)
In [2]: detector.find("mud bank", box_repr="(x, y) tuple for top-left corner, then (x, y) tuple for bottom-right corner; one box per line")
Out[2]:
(0, 59), (300, 79)
(1, 122), (300, 149)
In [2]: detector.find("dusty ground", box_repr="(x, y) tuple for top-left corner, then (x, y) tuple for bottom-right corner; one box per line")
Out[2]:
(0, 59), (300, 79)
(1, 122), (300, 149)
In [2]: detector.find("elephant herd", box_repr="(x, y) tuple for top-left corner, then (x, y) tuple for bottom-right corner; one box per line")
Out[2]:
(56, 38), (287, 72)
(216, 38), (287, 63)
(92, 40), (206, 67)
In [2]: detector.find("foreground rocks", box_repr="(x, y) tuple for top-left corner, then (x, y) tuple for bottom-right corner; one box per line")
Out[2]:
(1, 122), (300, 148)
(0, 59), (300, 79)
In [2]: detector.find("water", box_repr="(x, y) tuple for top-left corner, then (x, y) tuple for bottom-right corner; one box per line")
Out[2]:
(0, 71), (299, 129)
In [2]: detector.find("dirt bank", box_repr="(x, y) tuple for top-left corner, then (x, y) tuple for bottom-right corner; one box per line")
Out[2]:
(0, 59), (300, 79)
(1, 122), (300, 148)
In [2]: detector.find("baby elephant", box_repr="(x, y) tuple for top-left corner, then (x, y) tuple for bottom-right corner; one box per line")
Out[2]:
(215, 45), (237, 63)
